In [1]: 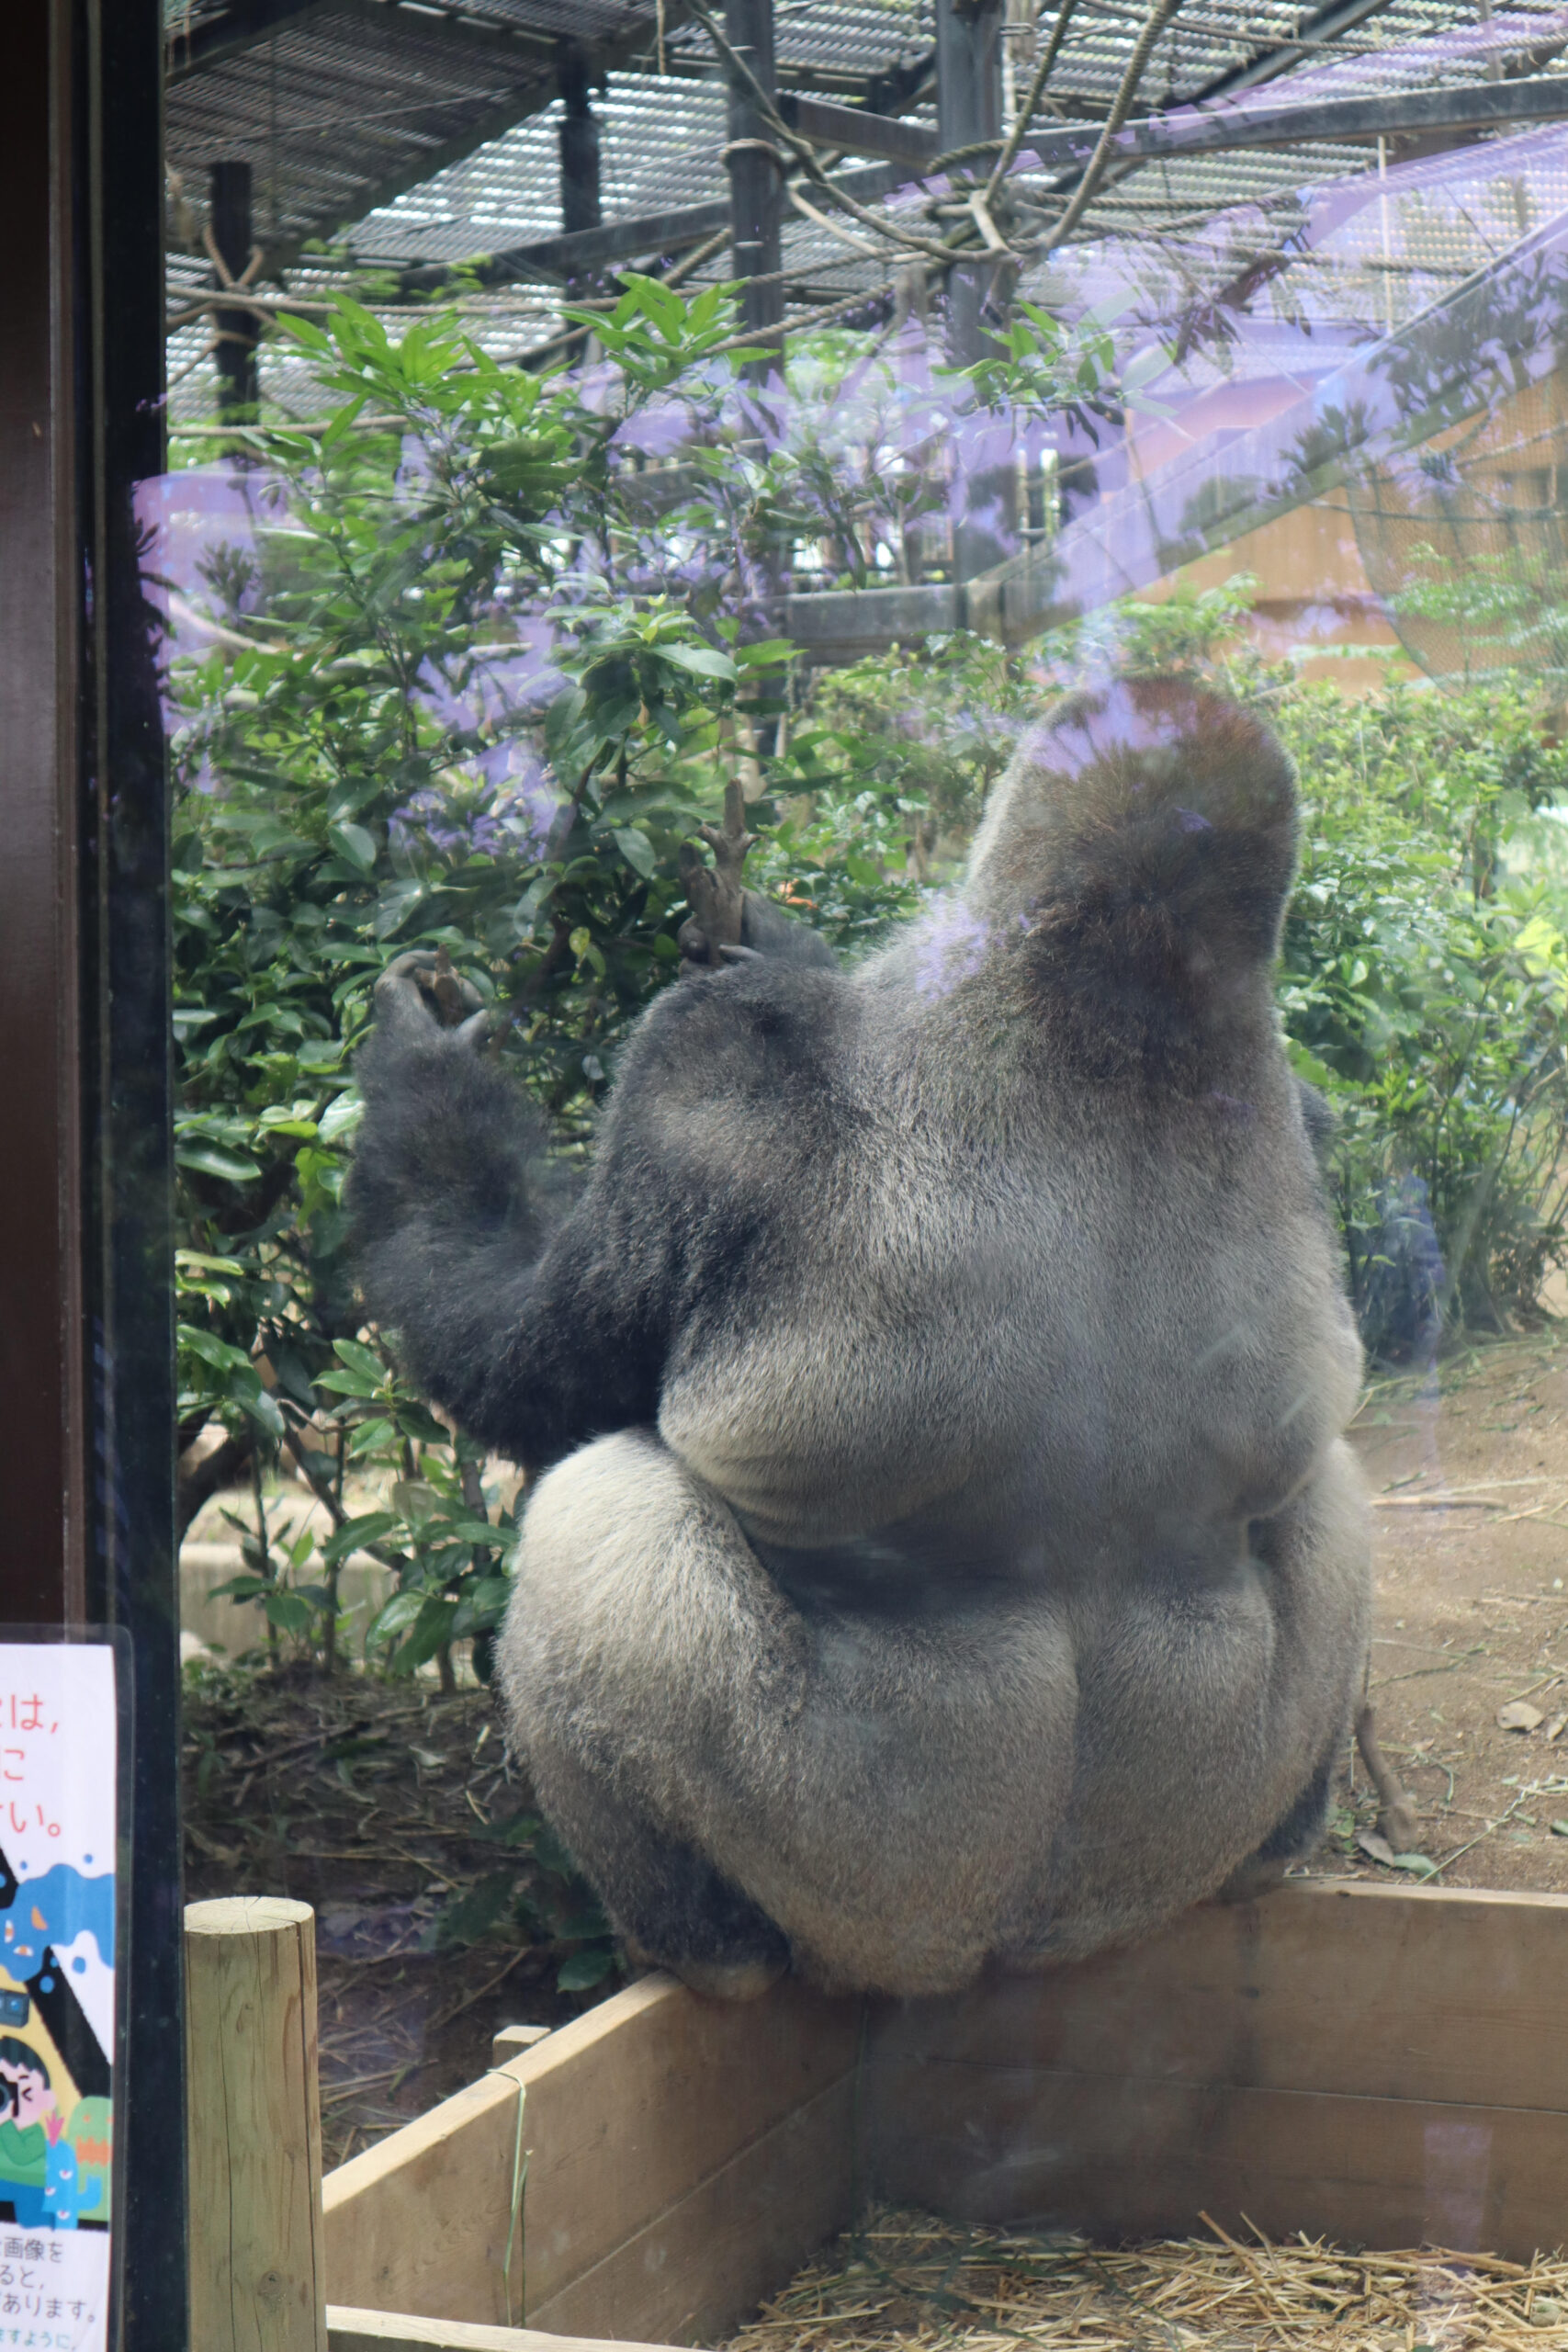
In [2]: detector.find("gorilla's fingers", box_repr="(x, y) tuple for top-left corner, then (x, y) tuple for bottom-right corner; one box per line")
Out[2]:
(455, 1006), (492, 1050)
(677, 914), (713, 975)
(376, 947), (488, 1034)
(717, 944), (763, 965)
(374, 951), (443, 1029)
(425, 945), (484, 1028)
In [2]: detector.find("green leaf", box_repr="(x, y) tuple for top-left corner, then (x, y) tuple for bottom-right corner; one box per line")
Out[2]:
(177, 1143), (265, 1182)
(656, 644), (736, 683)
(321, 1511), (400, 1566)
(364, 1589), (429, 1647)
(613, 827), (656, 879)
(427, 1870), (520, 1950)
(318, 1091), (364, 1145)
(178, 1327), (254, 1374)
(329, 821), (378, 873)
(556, 1945), (616, 1992)
(209, 1575), (272, 1604)
(347, 1418), (402, 1459)
(264, 1591), (314, 1634)
(333, 1338), (389, 1385)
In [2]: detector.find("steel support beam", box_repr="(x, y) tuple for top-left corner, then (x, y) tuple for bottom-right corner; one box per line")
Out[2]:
(937, 0), (1008, 577)
(725, 0), (784, 354)
(6, 1), (185, 2343)
(378, 73), (1568, 303)
(210, 158), (261, 423)
(558, 45), (604, 305)
(1016, 68), (1568, 182)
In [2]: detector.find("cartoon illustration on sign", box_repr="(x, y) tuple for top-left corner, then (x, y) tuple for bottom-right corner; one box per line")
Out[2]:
(0, 1646), (118, 2350)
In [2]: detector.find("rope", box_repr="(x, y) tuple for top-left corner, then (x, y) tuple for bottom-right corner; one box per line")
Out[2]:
(720, 138), (787, 167)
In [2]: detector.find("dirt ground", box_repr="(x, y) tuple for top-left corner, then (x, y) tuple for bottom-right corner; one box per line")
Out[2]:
(1317, 1329), (1568, 1891)
(181, 1329), (1568, 2168)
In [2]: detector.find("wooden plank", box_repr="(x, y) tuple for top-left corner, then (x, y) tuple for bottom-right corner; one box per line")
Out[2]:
(528, 2075), (857, 2346)
(866, 1883), (1568, 2113)
(326, 2308), (680, 2352)
(186, 1895), (328, 2352)
(324, 1972), (859, 2328)
(869, 2069), (1568, 2262)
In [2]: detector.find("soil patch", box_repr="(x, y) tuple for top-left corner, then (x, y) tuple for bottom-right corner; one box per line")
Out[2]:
(1314, 1330), (1568, 1890)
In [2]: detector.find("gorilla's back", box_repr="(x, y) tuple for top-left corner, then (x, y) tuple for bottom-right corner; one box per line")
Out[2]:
(649, 935), (1362, 1592)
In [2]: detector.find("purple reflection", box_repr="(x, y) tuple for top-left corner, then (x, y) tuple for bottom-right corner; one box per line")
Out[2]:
(914, 899), (991, 1001)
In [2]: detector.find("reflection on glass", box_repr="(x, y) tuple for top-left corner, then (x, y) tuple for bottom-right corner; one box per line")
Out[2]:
(154, 6), (1568, 2284)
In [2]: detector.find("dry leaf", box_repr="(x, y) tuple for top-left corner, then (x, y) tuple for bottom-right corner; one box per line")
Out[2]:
(1356, 1827), (1396, 1866)
(1497, 1700), (1545, 1732)
(1546, 1715), (1567, 1742)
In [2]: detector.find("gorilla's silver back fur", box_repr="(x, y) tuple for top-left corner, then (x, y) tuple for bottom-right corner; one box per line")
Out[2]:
(354, 677), (1371, 1998)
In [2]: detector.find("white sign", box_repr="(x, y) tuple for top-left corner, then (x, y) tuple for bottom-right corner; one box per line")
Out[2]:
(0, 1645), (117, 2352)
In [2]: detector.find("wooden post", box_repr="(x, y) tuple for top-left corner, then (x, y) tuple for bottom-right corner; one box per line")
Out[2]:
(490, 2023), (551, 2067)
(187, 1897), (328, 2352)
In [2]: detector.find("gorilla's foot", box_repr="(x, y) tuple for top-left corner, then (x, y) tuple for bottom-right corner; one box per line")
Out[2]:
(671, 1955), (787, 2003)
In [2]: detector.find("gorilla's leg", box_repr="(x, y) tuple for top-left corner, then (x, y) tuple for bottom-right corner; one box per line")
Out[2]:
(1006, 1438), (1371, 1962)
(498, 1429), (1079, 1999)
(497, 1428), (799, 1996)
(1213, 1739), (1337, 1903)
(515, 1739), (789, 2001)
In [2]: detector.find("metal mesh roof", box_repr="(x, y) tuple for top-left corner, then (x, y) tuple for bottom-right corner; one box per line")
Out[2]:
(164, 0), (1568, 421)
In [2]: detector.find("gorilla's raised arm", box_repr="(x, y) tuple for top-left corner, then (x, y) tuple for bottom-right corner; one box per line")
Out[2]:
(345, 966), (660, 1464)
(346, 886), (834, 1466)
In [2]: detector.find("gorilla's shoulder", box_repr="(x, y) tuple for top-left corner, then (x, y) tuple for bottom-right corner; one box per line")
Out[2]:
(616, 963), (852, 1114)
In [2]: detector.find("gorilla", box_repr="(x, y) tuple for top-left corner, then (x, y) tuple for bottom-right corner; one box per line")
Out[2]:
(347, 676), (1374, 2001)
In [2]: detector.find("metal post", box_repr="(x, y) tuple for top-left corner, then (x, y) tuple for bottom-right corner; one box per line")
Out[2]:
(936, 0), (1012, 580)
(724, 0), (784, 360)
(2, 2), (186, 2341)
(209, 158), (260, 423)
(558, 51), (603, 240)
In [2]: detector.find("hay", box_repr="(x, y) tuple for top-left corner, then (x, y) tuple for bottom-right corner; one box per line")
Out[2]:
(724, 2206), (1568, 2350)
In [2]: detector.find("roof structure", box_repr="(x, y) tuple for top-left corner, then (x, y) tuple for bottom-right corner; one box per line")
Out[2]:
(164, 0), (1568, 417)
(163, 0), (1568, 673)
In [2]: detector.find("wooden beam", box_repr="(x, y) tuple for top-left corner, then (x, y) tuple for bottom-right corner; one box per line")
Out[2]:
(327, 2310), (679, 2351)
(862, 1881), (1568, 2262)
(323, 1973), (860, 2336)
(777, 95), (937, 168)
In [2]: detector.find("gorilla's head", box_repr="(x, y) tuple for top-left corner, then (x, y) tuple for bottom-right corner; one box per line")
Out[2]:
(966, 676), (1299, 966)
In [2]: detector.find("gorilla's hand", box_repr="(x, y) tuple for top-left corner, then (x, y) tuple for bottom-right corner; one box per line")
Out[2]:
(375, 948), (491, 1047)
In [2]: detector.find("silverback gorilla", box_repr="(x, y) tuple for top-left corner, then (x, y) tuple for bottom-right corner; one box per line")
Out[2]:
(347, 677), (1371, 2000)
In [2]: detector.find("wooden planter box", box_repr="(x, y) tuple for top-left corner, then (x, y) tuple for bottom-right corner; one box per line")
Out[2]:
(321, 1881), (1568, 2352)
